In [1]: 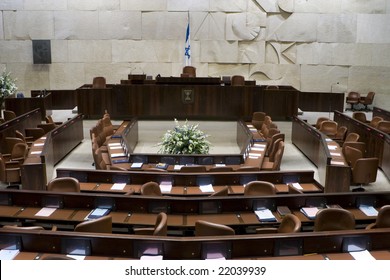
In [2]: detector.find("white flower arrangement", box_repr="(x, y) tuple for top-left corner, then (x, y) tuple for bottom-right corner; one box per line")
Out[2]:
(158, 119), (211, 154)
(0, 70), (18, 107)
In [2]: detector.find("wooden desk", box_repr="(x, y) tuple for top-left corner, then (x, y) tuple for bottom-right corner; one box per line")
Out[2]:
(291, 116), (350, 192)
(5, 93), (51, 120)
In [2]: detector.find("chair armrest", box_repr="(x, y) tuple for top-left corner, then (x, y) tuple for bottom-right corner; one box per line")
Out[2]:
(365, 223), (376, 229)
(255, 228), (278, 234)
(133, 228), (155, 235)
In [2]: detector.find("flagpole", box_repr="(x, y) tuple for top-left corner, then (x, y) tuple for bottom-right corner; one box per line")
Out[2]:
(184, 11), (191, 67)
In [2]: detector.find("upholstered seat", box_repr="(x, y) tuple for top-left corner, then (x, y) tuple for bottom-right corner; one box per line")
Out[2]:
(92, 76), (106, 89)
(369, 116), (384, 128)
(351, 157), (379, 186)
(342, 141), (366, 157)
(344, 132), (360, 143)
(377, 120), (390, 134)
(133, 212), (168, 236)
(208, 166), (233, 172)
(346, 91), (360, 111)
(3, 110), (17, 121)
(231, 75), (245, 86)
(244, 181), (276, 196)
(261, 141), (284, 171)
(315, 117), (329, 129)
(352, 112), (368, 123)
(182, 66), (196, 77)
(74, 215), (112, 233)
(343, 146), (363, 167)
(314, 208), (355, 231)
(366, 205), (390, 229)
(359, 91), (375, 111)
(195, 220), (235, 236)
(47, 177), (80, 192)
(140, 181), (162, 196)
(319, 120), (338, 137)
(0, 157), (21, 185)
(256, 214), (301, 234)
(179, 165), (207, 173)
(251, 112), (266, 130)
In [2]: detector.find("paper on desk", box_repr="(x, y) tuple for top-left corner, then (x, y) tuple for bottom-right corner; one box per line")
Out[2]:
(67, 254), (86, 260)
(251, 147), (265, 151)
(159, 181), (172, 193)
(0, 249), (20, 260)
(34, 143), (44, 147)
(206, 253), (226, 260)
(199, 184), (214, 193)
(350, 250), (376, 260)
(174, 165), (184, 171)
(253, 143), (266, 148)
(141, 255), (163, 260)
(330, 152), (341, 156)
(30, 151), (42, 154)
(109, 146), (123, 150)
(359, 205), (378, 216)
(327, 145), (337, 150)
(108, 142), (121, 146)
(214, 163), (226, 167)
(111, 153), (126, 158)
(331, 160), (344, 165)
(111, 183), (126, 190)
(35, 207), (57, 217)
(291, 183), (303, 190)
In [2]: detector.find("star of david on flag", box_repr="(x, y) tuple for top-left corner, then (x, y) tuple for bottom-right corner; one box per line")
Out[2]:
(184, 19), (191, 66)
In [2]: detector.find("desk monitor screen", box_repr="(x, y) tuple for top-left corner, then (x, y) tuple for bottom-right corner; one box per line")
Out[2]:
(41, 195), (64, 209)
(199, 200), (222, 214)
(197, 175), (214, 186)
(356, 196), (377, 208)
(274, 238), (302, 256)
(0, 236), (22, 250)
(305, 197), (327, 208)
(239, 174), (258, 185)
(282, 174), (300, 184)
(131, 155), (148, 163)
(94, 197), (115, 210)
(134, 241), (163, 258)
(0, 193), (12, 206)
(342, 236), (370, 252)
(179, 156), (195, 165)
(252, 198), (276, 212)
(198, 156), (213, 165)
(61, 238), (91, 256)
(69, 171), (88, 183)
(202, 241), (231, 260)
(225, 156), (241, 165)
(158, 175), (174, 185)
(161, 156), (175, 165)
(148, 201), (170, 214)
(113, 174), (131, 184)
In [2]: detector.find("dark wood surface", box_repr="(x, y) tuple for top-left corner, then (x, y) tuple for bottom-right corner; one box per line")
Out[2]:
(298, 91), (345, 112)
(5, 93), (51, 120)
(31, 89), (76, 110)
(373, 106), (390, 121)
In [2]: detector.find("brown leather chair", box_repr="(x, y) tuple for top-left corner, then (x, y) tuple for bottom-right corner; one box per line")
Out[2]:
(179, 165), (207, 173)
(313, 208), (355, 231)
(4, 137), (24, 154)
(344, 132), (360, 142)
(343, 146), (363, 167)
(92, 76), (106, 89)
(352, 111), (368, 123)
(3, 110), (16, 121)
(261, 140), (284, 171)
(251, 112), (266, 130)
(210, 186), (229, 196)
(342, 141), (366, 158)
(140, 181), (162, 196)
(37, 122), (56, 134)
(235, 166), (260, 171)
(0, 157), (20, 185)
(231, 75), (245, 86)
(133, 212), (168, 236)
(25, 127), (46, 141)
(346, 91), (360, 111)
(182, 66), (196, 77)
(45, 115), (62, 126)
(2, 225), (45, 230)
(195, 220), (235, 236)
(266, 133), (285, 157)
(244, 181), (276, 196)
(208, 166), (233, 172)
(47, 177), (80, 192)
(366, 205), (390, 229)
(263, 138), (282, 163)
(315, 117), (329, 129)
(8, 143), (28, 164)
(74, 215), (112, 233)
(319, 120), (338, 136)
(256, 214), (301, 234)
(332, 126), (347, 142)
(359, 91), (375, 111)
(377, 120), (390, 134)
(15, 129), (34, 146)
(369, 116), (384, 128)
(351, 157), (379, 186)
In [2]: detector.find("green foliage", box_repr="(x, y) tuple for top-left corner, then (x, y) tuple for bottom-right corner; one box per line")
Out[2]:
(0, 71), (18, 107)
(158, 119), (211, 154)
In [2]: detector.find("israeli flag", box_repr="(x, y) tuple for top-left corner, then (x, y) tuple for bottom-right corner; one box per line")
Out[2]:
(184, 20), (191, 66)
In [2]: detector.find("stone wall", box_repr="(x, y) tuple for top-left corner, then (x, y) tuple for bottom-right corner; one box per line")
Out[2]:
(1, 0), (390, 109)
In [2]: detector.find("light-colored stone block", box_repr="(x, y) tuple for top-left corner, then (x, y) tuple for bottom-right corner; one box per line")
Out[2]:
(210, 0), (248, 12)
(249, 64), (301, 89)
(0, 0), (23, 10)
(226, 12), (265, 41)
(51, 40), (68, 63)
(3, 11), (54, 40)
(191, 12), (226, 41)
(99, 11), (142, 40)
(167, 0), (209, 11)
(68, 0), (120, 11)
(253, 0), (280, 13)
(317, 14), (357, 43)
(372, 44), (390, 67)
(142, 12), (188, 40)
(24, 0), (67, 10)
(341, 0), (386, 14)
(208, 64), (250, 79)
(49, 63), (86, 89)
(266, 42), (297, 64)
(357, 14), (390, 43)
(54, 11), (99, 40)
(300, 65), (349, 92)
(68, 40), (112, 63)
(267, 13), (318, 42)
(120, 0), (167, 11)
(238, 41), (265, 63)
(0, 41), (32, 63)
(84, 62), (129, 84)
(331, 43), (372, 66)
(200, 40), (239, 63)
(293, 0), (341, 13)
(0, 12), (3, 40)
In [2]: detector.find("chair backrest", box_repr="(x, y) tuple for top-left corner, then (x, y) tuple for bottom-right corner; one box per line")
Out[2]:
(208, 166), (233, 172)
(352, 157), (379, 185)
(195, 220), (235, 236)
(235, 166), (260, 172)
(271, 140), (285, 171)
(92, 76), (106, 89)
(3, 225), (45, 230)
(343, 146), (363, 167)
(362, 91), (375, 104)
(3, 110), (16, 121)
(278, 214), (302, 233)
(14, 130), (26, 142)
(25, 128), (45, 140)
(370, 116), (383, 128)
(334, 126), (347, 141)
(74, 215), (112, 233)
(346, 91), (360, 101)
(153, 212), (168, 236)
(352, 112), (367, 123)
(244, 181), (276, 196)
(231, 75), (245, 86)
(0, 157), (20, 184)
(141, 181), (162, 196)
(210, 186), (229, 196)
(342, 141), (366, 157)
(10, 142), (28, 163)
(179, 165), (207, 173)
(5, 137), (24, 154)
(251, 112), (266, 129)
(315, 117), (329, 129)
(314, 208), (355, 231)
(377, 120), (390, 134)
(344, 132), (360, 142)
(319, 120), (338, 136)
(367, 205), (390, 229)
(267, 138), (283, 162)
(182, 66), (196, 77)
(47, 177), (80, 192)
